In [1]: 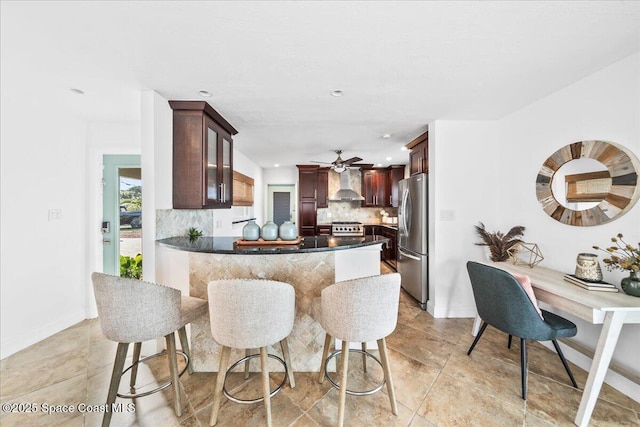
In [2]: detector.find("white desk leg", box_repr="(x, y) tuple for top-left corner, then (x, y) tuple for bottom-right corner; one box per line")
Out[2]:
(574, 311), (625, 427)
(472, 315), (482, 336)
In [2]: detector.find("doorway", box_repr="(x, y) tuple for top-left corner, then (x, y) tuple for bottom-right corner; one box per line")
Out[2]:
(267, 185), (295, 226)
(102, 155), (142, 277)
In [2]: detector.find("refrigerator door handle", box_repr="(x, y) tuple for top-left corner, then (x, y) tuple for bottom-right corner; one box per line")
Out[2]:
(398, 248), (421, 261)
(401, 188), (409, 234)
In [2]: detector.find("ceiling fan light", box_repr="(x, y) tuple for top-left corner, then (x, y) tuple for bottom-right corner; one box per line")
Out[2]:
(333, 165), (346, 173)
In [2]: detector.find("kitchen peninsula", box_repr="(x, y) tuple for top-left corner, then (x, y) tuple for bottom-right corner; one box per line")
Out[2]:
(156, 235), (388, 371)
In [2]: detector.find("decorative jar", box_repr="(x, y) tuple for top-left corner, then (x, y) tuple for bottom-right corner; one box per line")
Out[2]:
(279, 221), (297, 241)
(575, 253), (603, 282)
(621, 271), (640, 297)
(261, 221), (278, 241)
(242, 220), (260, 241)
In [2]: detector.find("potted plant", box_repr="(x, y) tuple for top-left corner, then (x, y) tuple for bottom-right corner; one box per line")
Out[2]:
(188, 227), (203, 242)
(474, 222), (526, 262)
(120, 253), (142, 279)
(593, 234), (640, 297)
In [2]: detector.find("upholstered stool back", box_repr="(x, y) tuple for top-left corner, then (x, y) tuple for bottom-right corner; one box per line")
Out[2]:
(208, 279), (295, 348)
(320, 273), (401, 343)
(317, 273), (402, 427)
(92, 272), (183, 343)
(92, 272), (207, 426)
(207, 279), (296, 427)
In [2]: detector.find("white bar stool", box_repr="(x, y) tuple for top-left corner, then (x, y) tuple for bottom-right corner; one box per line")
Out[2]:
(207, 279), (296, 427)
(318, 273), (402, 427)
(91, 272), (208, 427)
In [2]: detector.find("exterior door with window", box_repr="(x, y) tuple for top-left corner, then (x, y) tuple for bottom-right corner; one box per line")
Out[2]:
(102, 155), (142, 277)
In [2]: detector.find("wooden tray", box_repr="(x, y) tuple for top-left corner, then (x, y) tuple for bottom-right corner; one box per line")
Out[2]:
(236, 237), (302, 246)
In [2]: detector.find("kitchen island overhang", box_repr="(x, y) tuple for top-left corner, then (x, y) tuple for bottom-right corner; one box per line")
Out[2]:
(156, 235), (388, 372)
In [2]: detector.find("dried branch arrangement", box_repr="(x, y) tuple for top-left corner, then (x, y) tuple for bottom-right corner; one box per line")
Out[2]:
(474, 222), (526, 262)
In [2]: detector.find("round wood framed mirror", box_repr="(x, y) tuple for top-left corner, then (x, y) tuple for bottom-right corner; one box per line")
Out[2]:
(536, 140), (639, 226)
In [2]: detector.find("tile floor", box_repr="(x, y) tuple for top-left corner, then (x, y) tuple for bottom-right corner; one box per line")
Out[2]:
(1, 266), (638, 426)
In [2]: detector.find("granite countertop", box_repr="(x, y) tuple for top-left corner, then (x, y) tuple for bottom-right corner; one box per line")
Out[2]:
(156, 235), (389, 254)
(371, 223), (398, 231)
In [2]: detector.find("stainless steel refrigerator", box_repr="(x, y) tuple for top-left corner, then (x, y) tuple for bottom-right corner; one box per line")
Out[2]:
(397, 173), (429, 310)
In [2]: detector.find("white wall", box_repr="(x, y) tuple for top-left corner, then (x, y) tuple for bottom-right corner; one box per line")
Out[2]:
(0, 92), (88, 358)
(141, 91), (172, 282)
(427, 120), (500, 317)
(496, 52), (640, 378)
(430, 52), (640, 391)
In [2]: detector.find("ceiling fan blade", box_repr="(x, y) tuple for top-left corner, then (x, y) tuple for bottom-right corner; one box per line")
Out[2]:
(310, 160), (334, 165)
(343, 156), (363, 165)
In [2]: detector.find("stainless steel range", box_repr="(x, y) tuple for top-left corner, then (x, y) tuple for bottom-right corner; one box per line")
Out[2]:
(331, 221), (364, 237)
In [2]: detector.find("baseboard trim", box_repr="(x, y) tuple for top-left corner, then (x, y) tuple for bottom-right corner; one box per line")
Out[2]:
(0, 310), (86, 359)
(541, 339), (640, 404)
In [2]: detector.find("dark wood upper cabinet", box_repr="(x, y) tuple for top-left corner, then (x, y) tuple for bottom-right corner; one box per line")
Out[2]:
(407, 130), (429, 176)
(388, 165), (405, 207)
(361, 168), (389, 207)
(317, 168), (329, 208)
(170, 101), (238, 209)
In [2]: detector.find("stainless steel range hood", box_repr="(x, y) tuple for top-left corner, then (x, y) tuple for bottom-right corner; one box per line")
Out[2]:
(329, 170), (364, 201)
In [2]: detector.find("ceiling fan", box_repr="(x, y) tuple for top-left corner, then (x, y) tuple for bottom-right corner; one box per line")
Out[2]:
(311, 150), (364, 173)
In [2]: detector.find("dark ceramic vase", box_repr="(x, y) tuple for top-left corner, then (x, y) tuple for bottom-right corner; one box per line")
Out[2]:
(621, 271), (640, 297)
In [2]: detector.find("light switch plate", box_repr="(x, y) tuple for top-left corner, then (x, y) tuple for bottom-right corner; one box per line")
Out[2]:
(440, 209), (455, 221)
(48, 209), (62, 221)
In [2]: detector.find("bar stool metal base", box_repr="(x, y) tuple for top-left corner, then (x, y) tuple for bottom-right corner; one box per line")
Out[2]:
(223, 354), (288, 404)
(324, 349), (385, 396)
(117, 350), (188, 399)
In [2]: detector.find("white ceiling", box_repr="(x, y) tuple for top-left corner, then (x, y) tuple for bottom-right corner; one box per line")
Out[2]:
(1, 1), (639, 168)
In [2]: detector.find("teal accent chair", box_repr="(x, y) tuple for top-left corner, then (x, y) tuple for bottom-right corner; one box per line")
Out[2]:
(466, 261), (578, 399)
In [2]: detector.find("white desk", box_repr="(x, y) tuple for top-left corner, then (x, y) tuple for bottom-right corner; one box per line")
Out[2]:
(471, 262), (640, 427)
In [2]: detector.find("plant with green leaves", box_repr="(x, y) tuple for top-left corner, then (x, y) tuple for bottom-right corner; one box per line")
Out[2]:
(120, 253), (142, 279)
(188, 227), (203, 242)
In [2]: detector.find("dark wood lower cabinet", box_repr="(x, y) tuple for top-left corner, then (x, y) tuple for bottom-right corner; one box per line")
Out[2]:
(380, 227), (398, 270)
(316, 225), (331, 235)
(365, 225), (397, 270)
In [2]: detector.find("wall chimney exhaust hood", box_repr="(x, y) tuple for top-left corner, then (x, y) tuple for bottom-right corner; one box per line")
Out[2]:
(329, 171), (364, 201)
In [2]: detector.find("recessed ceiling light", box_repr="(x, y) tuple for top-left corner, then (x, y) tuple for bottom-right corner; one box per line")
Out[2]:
(198, 90), (212, 97)
(386, 157), (392, 161)
(70, 88), (84, 95)
(382, 133), (391, 139)
(274, 164), (280, 167)
(400, 147), (409, 151)
(331, 90), (344, 97)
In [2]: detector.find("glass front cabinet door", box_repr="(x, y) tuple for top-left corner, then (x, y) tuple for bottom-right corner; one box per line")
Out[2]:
(170, 100), (238, 209)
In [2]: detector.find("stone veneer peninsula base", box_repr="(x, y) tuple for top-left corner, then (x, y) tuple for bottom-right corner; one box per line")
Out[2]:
(156, 236), (385, 372)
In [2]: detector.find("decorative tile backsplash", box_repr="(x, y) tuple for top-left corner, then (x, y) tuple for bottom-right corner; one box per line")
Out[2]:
(156, 209), (214, 239)
(317, 205), (397, 223)
(317, 169), (398, 223)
